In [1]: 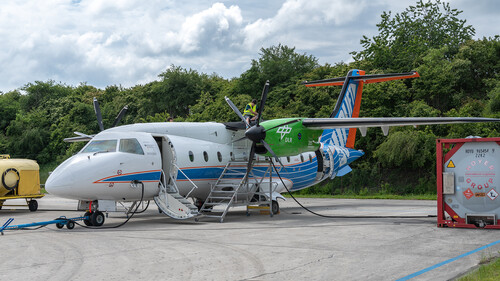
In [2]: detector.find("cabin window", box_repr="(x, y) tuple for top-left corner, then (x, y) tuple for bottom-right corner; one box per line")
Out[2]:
(119, 138), (144, 155)
(217, 151), (222, 162)
(300, 154), (304, 162)
(189, 151), (194, 162)
(286, 156), (290, 163)
(82, 140), (117, 153)
(203, 151), (209, 162)
(309, 154), (313, 162)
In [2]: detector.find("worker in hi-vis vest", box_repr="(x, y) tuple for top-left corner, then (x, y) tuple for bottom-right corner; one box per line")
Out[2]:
(243, 99), (258, 124)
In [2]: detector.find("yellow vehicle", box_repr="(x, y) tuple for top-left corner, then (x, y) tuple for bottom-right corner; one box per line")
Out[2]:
(0, 155), (44, 211)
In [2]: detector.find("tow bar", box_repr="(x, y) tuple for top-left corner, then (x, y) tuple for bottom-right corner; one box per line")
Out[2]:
(0, 216), (89, 235)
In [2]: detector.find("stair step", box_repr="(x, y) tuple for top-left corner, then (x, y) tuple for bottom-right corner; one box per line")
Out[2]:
(203, 202), (223, 206)
(205, 213), (222, 218)
(211, 191), (236, 194)
(217, 181), (241, 184)
(207, 196), (233, 200)
(200, 209), (218, 212)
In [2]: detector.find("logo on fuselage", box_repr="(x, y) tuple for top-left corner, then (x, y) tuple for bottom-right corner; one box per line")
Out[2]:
(276, 125), (292, 142)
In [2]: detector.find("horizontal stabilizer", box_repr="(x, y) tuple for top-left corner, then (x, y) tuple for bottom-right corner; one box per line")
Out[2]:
(302, 71), (419, 87)
(63, 131), (94, 142)
(302, 117), (500, 129)
(337, 165), (352, 177)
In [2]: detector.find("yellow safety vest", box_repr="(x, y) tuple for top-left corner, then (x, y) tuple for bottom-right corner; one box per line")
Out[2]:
(244, 103), (257, 116)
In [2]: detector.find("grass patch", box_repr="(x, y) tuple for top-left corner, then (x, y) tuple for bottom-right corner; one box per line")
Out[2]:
(458, 255), (500, 281)
(39, 162), (60, 184)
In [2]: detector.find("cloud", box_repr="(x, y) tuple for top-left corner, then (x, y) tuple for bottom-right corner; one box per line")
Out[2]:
(0, 1), (251, 91)
(0, 0), (492, 93)
(176, 3), (244, 54)
(243, 0), (366, 50)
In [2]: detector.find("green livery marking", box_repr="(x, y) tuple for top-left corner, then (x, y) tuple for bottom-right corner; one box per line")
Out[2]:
(260, 118), (323, 157)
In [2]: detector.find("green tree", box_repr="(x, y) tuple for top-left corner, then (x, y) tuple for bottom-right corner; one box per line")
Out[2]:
(144, 65), (214, 118)
(373, 129), (436, 169)
(0, 91), (22, 131)
(235, 44), (318, 97)
(351, 0), (475, 71)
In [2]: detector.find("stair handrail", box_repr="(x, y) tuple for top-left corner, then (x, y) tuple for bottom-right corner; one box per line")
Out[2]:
(159, 169), (176, 193)
(173, 163), (199, 198)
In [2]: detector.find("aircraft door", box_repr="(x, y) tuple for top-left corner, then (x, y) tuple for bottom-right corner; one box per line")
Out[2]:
(154, 136), (178, 185)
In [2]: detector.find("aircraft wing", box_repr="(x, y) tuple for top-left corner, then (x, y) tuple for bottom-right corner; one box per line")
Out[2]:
(302, 117), (500, 136)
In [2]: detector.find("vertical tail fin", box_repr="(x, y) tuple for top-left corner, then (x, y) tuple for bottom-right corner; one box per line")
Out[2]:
(303, 70), (419, 148)
(311, 69), (365, 148)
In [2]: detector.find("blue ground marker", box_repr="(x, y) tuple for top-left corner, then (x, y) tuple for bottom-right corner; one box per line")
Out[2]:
(396, 239), (500, 281)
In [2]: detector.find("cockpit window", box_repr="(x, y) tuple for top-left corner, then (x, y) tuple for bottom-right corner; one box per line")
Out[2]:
(119, 138), (144, 155)
(82, 140), (117, 153)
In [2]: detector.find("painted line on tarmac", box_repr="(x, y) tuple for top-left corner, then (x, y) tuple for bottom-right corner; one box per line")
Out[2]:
(396, 239), (500, 281)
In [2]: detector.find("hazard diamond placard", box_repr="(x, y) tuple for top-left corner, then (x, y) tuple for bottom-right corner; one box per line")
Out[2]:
(487, 189), (498, 201)
(463, 188), (474, 200)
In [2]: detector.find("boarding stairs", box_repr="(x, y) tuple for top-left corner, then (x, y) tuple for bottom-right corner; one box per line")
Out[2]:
(199, 159), (275, 222)
(154, 171), (199, 220)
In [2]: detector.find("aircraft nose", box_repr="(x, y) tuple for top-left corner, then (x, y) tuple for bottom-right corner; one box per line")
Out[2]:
(44, 155), (84, 197)
(45, 168), (76, 196)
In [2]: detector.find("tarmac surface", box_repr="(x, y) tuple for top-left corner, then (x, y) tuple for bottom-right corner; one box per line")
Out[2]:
(1, 195), (499, 281)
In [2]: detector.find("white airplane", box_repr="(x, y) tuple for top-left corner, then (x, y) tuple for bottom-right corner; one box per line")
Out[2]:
(45, 69), (500, 226)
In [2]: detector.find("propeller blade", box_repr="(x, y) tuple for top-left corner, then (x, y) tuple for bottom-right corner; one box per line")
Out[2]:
(230, 135), (248, 144)
(256, 81), (269, 126)
(261, 140), (286, 169)
(111, 105), (128, 128)
(225, 96), (249, 128)
(264, 118), (302, 132)
(93, 97), (104, 131)
(246, 143), (257, 174)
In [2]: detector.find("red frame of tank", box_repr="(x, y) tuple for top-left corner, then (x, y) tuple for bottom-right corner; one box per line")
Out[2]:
(436, 137), (500, 228)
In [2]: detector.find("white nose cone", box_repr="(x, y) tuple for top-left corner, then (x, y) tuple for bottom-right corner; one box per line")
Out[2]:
(45, 155), (84, 198)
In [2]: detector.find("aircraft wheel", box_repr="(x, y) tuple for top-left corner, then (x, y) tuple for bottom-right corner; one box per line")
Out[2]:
(83, 211), (93, 226)
(66, 220), (75, 229)
(56, 222), (64, 229)
(271, 200), (279, 214)
(28, 200), (38, 212)
(91, 211), (105, 227)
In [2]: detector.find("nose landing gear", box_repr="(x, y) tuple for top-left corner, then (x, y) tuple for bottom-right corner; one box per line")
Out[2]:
(83, 211), (105, 227)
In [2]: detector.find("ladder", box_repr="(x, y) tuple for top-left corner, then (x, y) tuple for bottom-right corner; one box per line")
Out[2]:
(199, 160), (272, 222)
(153, 172), (199, 220)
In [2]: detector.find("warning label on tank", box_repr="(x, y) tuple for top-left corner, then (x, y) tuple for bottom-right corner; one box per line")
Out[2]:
(463, 188), (474, 200)
(487, 189), (498, 201)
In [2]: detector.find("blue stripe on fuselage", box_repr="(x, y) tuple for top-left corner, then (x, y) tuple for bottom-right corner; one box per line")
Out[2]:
(177, 159), (318, 191)
(99, 171), (161, 183)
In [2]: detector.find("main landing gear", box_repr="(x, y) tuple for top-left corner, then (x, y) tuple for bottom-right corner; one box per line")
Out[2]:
(271, 200), (279, 215)
(83, 211), (105, 227)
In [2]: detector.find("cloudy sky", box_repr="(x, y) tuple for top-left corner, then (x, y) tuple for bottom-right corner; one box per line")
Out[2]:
(0, 0), (498, 93)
